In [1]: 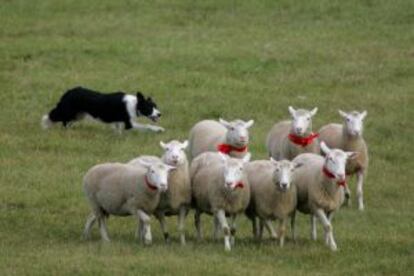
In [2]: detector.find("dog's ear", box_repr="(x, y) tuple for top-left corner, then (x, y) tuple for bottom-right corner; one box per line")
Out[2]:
(136, 92), (144, 101)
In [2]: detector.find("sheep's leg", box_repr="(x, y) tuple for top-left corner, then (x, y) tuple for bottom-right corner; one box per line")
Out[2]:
(229, 214), (237, 247)
(135, 219), (143, 241)
(177, 206), (187, 245)
(156, 212), (170, 244)
(216, 209), (231, 251)
(131, 121), (165, 133)
(356, 170), (365, 211)
(194, 210), (202, 241)
(264, 220), (278, 240)
(213, 215), (220, 241)
(251, 216), (260, 240)
(98, 216), (110, 242)
(315, 209), (337, 251)
(343, 183), (351, 207)
(258, 219), (265, 240)
(83, 213), (96, 240)
(137, 210), (152, 245)
(278, 219), (287, 247)
(310, 215), (317, 241)
(291, 211), (297, 242)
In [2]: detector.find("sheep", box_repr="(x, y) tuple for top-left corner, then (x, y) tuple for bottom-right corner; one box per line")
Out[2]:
(188, 118), (254, 160)
(245, 158), (302, 247)
(291, 142), (358, 251)
(318, 110), (368, 210)
(128, 140), (191, 245)
(191, 151), (251, 251)
(82, 159), (175, 245)
(266, 106), (319, 161)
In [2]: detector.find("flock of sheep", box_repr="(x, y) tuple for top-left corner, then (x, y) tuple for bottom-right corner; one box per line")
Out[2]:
(82, 106), (368, 251)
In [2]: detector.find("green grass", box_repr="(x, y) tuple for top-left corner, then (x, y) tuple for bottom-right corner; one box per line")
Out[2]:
(1, 0), (413, 275)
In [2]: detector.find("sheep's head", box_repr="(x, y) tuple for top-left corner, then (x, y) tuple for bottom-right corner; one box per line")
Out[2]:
(320, 142), (358, 182)
(270, 158), (302, 192)
(288, 106), (318, 137)
(160, 140), (188, 166)
(219, 118), (254, 148)
(339, 110), (367, 137)
(137, 160), (176, 192)
(219, 152), (251, 190)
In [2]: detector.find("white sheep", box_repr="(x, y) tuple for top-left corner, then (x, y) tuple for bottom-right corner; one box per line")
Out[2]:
(318, 110), (369, 210)
(291, 142), (357, 251)
(266, 106), (319, 160)
(128, 140), (191, 245)
(82, 160), (175, 245)
(188, 118), (254, 160)
(245, 158), (302, 247)
(191, 151), (251, 251)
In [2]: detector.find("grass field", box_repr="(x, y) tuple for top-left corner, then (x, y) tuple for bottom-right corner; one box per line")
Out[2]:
(1, 0), (413, 275)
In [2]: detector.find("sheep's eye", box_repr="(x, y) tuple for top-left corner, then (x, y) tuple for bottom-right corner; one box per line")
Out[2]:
(346, 118), (350, 122)
(307, 117), (310, 121)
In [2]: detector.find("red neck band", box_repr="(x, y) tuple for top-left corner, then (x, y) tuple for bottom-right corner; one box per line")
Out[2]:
(235, 182), (244, 189)
(322, 166), (346, 187)
(145, 175), (158, 191)
(288, 132), (319, 147)
(217, 144), (248, 154)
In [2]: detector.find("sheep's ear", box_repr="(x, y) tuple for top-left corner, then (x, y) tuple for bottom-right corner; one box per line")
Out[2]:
(160, 141), (168, 150)
(270, 157), (278, 165)
(361, 110), (367, 119)
(181, 140), (189, 149)
(346, 151), (359, 160)
(138, 159), (152, 169)
(242, 152), (251, 163)
(244, 120), (254, 129)
(338, 110), (348, 118)
(293, 162), (303, 170)
(310, 107), (318, 117)
(219, 118), (231, 129)
(218, 152), (229, 162)
(288, 106), (296, 117)
(320, 141), (331, 155)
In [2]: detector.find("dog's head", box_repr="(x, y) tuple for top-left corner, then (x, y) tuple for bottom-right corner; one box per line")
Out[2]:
(136, 92), (161, 122)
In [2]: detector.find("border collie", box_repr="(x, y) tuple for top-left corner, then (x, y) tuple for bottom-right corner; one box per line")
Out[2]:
(41, 86), (164, 132)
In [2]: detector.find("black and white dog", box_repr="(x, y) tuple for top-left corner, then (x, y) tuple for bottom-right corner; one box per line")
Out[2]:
(41, 86), (164, 132)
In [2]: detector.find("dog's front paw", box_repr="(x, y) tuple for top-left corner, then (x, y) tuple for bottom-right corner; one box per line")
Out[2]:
(149, 125), (165, 132)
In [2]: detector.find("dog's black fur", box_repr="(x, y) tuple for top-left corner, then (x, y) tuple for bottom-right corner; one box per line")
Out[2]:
(46, 86), (160, 129)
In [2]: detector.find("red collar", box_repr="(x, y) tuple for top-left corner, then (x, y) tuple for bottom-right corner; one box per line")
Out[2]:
(217, 144), (248, 154)
(288, 132), (319, 147)
(322, 166), (346, 187)
(145, 175), (158, 191)
(235, 182), (244, 189)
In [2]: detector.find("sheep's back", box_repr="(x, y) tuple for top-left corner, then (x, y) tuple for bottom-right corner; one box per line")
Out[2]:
(318, 123), (343, 150)
(188, 120), (227, 159)
(266, 121), (291, 159)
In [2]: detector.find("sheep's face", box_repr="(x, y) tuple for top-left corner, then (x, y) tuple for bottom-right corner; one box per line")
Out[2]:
(339, 110), (367, 137)
(289, 106), (318, 137)
(160, 140), (188, 166)
(320, 142), (358, 182)
(219, 118), (254, 148)
(138, 160), (176, 192)
(220, 152), (251, 190)
(271, 158), (302, 192)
